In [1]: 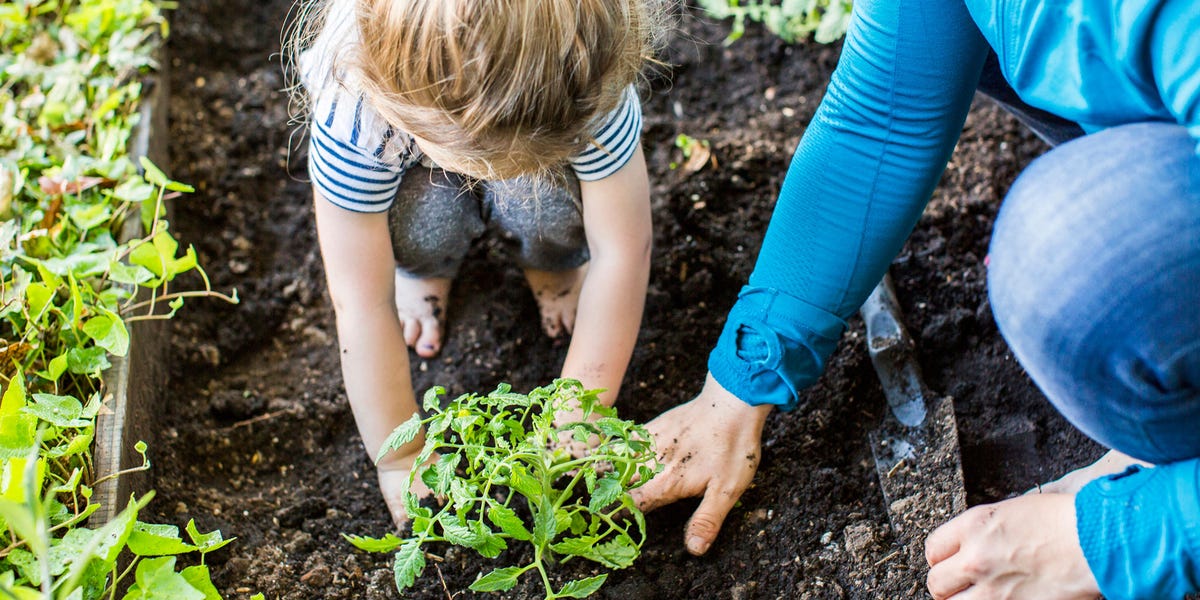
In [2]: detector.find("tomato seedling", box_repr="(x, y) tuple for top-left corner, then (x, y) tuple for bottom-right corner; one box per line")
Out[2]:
(347, 379), (659, 599)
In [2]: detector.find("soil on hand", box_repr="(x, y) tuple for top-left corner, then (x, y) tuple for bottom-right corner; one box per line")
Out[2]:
(149, 2), (1104, 598)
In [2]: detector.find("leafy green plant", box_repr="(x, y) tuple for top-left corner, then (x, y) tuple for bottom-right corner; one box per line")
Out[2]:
(697, 0), (853, 45)
(1, 0), (241, 596)
(347, 379), (659, 599)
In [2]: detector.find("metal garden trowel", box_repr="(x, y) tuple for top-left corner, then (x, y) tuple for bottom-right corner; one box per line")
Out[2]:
(860, 274), (966, 533)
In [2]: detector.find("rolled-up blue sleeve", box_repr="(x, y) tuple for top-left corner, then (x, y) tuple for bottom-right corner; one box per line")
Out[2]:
(709, 0), (990, 409)
(1075, 460), (1200, 599)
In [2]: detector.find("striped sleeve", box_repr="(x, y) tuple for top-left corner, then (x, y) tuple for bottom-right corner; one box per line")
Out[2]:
(307, 89), (408, 213)
(569, 85), (643, 181)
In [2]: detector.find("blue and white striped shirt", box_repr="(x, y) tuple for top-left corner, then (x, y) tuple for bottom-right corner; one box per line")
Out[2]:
(301, 11), (644, 213)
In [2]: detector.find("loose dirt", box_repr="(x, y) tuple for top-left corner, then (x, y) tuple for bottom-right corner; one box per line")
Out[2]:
(148, 2), (1104, 598)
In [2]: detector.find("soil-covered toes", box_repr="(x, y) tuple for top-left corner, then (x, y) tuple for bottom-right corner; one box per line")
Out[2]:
(393, 272), (450, 357)
(524, 265), (587, 338)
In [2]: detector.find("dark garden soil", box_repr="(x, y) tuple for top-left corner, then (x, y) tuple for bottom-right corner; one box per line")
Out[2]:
(147, 1), (1105, 598)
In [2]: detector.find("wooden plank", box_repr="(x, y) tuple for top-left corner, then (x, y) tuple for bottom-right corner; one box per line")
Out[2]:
(91, 68), (170, 525)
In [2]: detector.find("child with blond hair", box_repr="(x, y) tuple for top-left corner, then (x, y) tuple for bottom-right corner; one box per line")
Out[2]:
(288, 0), (662, 525)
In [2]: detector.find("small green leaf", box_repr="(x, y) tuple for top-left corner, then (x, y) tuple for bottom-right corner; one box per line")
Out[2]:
(468, 566), (524, 592)
(376, 413), (422, 463)
(67, 346), (111, 374)
(122, 556), (205, 600)
(113, 173), (155, 203)
(557, 574), (608, 598)
(487, 505), (531, 541)
(441, 519), (483, 548)
(343, 532), (403, 553)
(180, 565), (223, 600)
(185, 520), (234, 554)
(392, 540), (426, 591)
(422, 386), (444, 412)
(24, 393), (90, 428)
(506, 464), (542, 501)
(433, 453), (460, 495)
(588, 472), (623, 513)
(591, 538), (639, 569)
(37, 353), (70, 382)
(82, 309), (130, 356)
(138, 157), (194, 192)
(550, 535), (597, 558)
(127, 522), (199, 556)
(1, 370), (28, 416)
(469, 520), (506, 558)
(532, 499), (557, 546)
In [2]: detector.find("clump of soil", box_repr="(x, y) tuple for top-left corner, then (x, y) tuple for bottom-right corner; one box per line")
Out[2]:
(149, 2), (1102, 599)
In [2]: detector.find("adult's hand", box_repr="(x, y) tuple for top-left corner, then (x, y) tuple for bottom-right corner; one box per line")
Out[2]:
(925, 493), (1100, 599)
(631, 373), (772, 555)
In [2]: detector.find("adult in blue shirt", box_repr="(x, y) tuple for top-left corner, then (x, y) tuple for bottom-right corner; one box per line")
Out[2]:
(631, 0), (1199, 598)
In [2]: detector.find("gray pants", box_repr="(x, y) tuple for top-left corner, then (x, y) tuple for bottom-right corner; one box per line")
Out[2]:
(388, 167), (588, 279)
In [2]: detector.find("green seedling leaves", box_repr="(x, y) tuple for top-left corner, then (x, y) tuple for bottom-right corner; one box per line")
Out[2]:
(82, 307), (129, 356)
(123, 557), (206, 600)
(557, 575), (608, 599)
(376, 412), (422, 463)
(588, 473), (623, 513)
(344, 532), (404, 553)
(128, 230), (198, 282)
(350, 379), (658, 598)
(67, 346), (111, 375)
(127, 522), (200, 556)
(25, 393), (92, 428)
(137, 157), (194, 193)
(469, 566), (525, 592)
(185, 519), (235, 555)
(179, 566), (223, 600)
(487, 505), (531, 541)
(392, 539), (426, 591)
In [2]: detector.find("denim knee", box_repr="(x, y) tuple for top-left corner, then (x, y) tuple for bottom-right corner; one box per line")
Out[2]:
(388, 167), (484, 278)
(482, 171), (588, 271)
(987, 123), (1200, 464)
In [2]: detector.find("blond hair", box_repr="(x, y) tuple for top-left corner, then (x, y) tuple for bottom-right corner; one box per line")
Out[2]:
(286, 0), (667, 180)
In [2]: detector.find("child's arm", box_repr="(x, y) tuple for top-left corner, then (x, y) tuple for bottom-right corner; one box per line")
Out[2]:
(312, 190), (424, 471)
(561, 145), (652, 407)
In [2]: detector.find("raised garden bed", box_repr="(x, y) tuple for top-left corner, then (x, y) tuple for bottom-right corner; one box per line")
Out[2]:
(147, 1), (1106, 599)
(0, 2), (239, 596)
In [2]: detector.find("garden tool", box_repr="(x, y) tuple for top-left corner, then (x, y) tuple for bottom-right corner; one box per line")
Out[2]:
(860, 274), (967, 530)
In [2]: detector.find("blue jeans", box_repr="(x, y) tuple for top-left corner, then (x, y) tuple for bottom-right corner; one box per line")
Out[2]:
(987, 122), (1200, 464)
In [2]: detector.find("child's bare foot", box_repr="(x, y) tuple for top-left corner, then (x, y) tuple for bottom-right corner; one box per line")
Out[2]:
(393, 271), (450, 357)
(524, 265), (588, 338)
(1028, 449), (1150, 495)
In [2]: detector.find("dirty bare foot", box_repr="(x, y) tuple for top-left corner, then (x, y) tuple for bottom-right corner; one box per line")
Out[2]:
(1029, 449), (1150, 496)
(393, 270), (450, 358)
(524, 264), (587, 338)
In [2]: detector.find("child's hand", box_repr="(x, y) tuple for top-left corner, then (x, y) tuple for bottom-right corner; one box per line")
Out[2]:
(376, 450), (438, 529)
(553, 408), (602, 460)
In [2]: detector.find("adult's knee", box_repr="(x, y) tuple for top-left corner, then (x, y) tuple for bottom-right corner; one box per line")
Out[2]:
(987, 123), (1200, 464)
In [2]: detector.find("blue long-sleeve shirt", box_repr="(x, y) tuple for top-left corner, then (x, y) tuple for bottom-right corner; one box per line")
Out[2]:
(706, 0), (1200, 596)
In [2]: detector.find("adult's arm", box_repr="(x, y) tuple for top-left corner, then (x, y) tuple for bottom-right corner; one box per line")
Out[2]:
(708, 0), (989, 407)
(633, 0), (990, 554)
